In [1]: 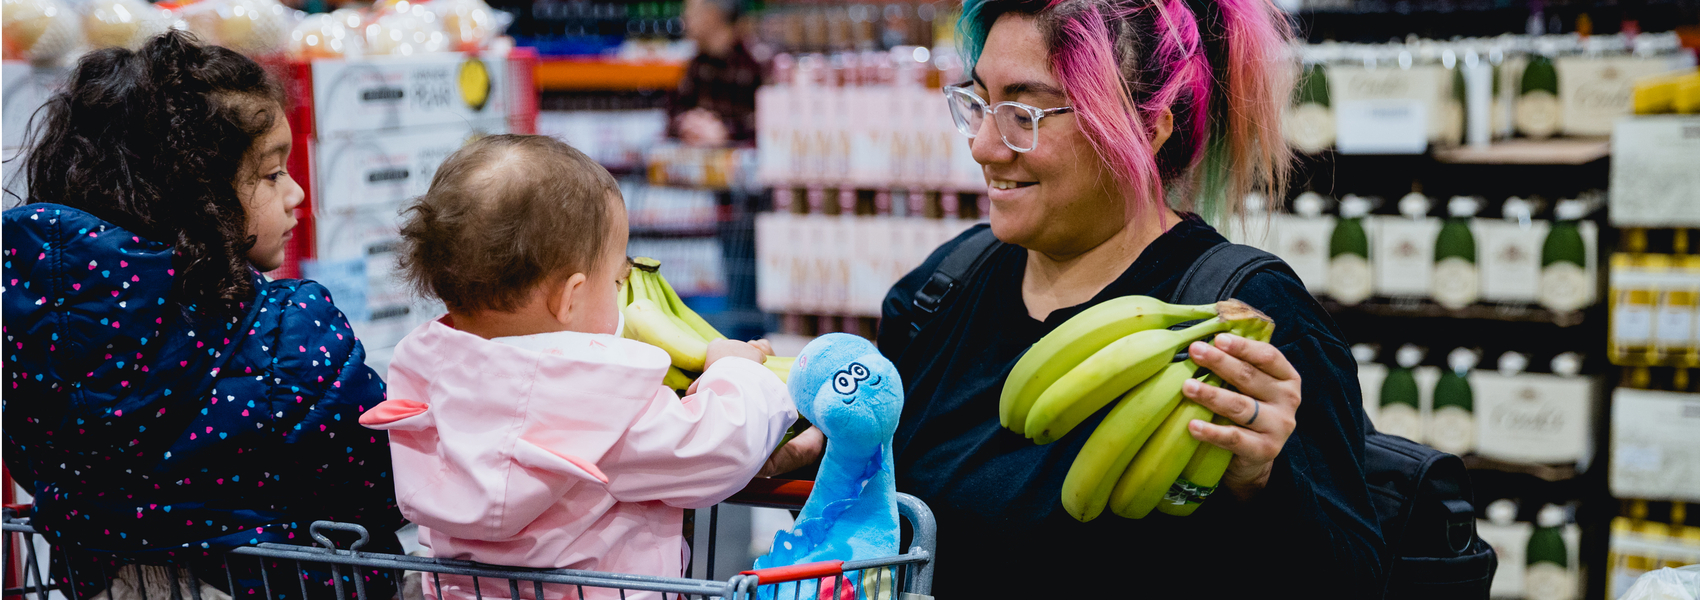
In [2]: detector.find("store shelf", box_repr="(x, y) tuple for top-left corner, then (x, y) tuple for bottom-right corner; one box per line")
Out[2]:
(1320, 298), (1588, 327)
(1462, 454), (1579, 483)
(1432, 139), (1612, 165)
(535, 58), (686, 92)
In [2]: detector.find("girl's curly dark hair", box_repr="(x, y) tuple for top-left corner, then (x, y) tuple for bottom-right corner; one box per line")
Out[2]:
(18, 30), (285, 314)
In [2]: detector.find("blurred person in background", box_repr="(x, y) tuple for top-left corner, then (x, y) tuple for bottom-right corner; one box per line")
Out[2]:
(671, 0), (761, 146)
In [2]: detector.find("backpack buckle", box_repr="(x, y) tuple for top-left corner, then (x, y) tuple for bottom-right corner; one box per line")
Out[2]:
(913, 272), (957, 315)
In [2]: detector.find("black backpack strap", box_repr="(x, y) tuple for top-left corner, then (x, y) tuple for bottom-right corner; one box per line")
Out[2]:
(1172, 242), (1293, 304)
(908, 224), (1002, 343)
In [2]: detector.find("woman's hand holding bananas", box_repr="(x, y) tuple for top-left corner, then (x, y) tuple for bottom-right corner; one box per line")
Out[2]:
(1181, 331), (1302, 503)
(1000, 296), (1301, 521)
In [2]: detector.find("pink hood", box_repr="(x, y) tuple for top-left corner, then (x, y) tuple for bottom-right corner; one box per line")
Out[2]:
(362, 318), (795, 597)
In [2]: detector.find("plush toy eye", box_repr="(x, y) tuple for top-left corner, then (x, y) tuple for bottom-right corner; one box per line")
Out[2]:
(849, 363), (869, 380)
(833, 372), (857, 395)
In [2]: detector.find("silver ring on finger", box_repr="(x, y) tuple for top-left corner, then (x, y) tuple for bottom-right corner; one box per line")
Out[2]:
(1240, 400), (1260, 427)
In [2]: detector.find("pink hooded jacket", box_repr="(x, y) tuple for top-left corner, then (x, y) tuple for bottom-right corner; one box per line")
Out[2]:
(360, 318), (796, 600)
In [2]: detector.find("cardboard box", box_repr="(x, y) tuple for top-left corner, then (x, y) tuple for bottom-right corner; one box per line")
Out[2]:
(1473, 373), (1597, 464)
(313, 121), (506, 215)
(1611, 388), (1700, 501)
(1374, 217), (1442, 298)
(1328, 65), (1443, 154)
(1610, 116), (1700, 228)
(1477, 220), (1545, 303)
(1556, 56), (1688, 137)
(311, 54), (513, 138)
(1270, 214), (1334, 294)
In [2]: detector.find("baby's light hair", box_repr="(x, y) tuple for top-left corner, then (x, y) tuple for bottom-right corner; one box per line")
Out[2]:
(398, 134), (621, 314)
(958, 0), (1292, 224)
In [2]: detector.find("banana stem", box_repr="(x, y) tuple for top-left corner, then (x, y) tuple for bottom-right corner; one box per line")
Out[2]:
(1176, 316), (1229, 342)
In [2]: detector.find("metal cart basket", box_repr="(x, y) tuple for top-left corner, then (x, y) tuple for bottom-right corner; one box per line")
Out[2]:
(3, 479), (935, 600)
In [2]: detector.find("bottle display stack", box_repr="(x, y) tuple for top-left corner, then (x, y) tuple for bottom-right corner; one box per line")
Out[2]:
(1252, 12), (1699, 598)
(751, 48), (988, 344)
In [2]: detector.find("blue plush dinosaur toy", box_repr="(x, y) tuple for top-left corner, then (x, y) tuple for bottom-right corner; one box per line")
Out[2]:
(752, 333), (903, 600)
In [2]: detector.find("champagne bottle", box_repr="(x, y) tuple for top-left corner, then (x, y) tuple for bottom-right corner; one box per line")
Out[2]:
(1517, 52), (1562, 139)
(1434, 196), (1481, 309)
(1429, 348), (1477, 455)
(1540, 199), (1591, 312)
(1378, 345), (1425, 442)
(1285, 62), (1335, 154)
(1526, 504), (1575, 600)
(1329, 195), (1374, 305)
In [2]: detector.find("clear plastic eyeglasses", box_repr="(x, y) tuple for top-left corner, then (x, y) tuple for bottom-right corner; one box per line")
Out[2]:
(943, 83), (1076, 153)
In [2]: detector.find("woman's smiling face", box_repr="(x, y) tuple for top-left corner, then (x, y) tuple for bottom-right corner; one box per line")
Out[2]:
(970, 13), (1128, 256)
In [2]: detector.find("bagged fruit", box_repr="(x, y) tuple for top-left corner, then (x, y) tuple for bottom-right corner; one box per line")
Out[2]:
(81, 0), (169, 50)
(176, 0), (295, 55)
(287, 11), (354, 59)
(425, 0), (507, 52)
(363, 1), (447, 55)
(2, 0), (84, 62)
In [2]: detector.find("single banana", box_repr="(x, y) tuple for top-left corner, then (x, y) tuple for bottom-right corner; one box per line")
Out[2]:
(1059, 360), (1196, 522)
(1108, 398), (1216, 519)
(633, 269), (705, 344)
(1025, 318), (1228, 445)
(1000, 297), (1218, 436)
(664, 365), (698, 394)
(1154, 412), (1236, 517)
(624, 297), (709, 372)
(650, 264), (727, 342)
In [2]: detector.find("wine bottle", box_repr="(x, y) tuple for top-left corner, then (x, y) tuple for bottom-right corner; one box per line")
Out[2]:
(1429, 348), (1477, 455)
(1434, 196), (1481, 309)
(1378, 344), (1425, 442)
(1329, 195), (1374, 305)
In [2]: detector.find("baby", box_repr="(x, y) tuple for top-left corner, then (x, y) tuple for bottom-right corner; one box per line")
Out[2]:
(359, 134), (796, 599)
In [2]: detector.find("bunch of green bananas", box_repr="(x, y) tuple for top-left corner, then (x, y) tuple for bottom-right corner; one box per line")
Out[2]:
(622, 257), (795, 394)
(1000, 296), (1276, 522)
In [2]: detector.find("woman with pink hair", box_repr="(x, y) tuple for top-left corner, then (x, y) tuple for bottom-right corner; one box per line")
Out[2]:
(760, 0), (1387, 595)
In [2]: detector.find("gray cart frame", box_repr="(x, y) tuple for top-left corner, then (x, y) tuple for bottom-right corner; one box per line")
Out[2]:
(2, 482), (935, 600)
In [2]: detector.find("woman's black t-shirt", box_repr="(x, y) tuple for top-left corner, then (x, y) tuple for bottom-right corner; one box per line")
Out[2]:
(877, 215), (1387, 597)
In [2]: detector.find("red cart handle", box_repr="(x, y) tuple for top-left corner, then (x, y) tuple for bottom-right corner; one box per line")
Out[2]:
(726, 478), (814, 509)
(739, 560), (845, 585)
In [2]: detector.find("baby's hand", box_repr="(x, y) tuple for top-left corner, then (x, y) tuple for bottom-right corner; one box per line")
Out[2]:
(705, 339), (769, 370)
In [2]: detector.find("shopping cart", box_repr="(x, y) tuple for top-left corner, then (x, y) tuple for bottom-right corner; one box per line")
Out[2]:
(1, 478), (935, 600)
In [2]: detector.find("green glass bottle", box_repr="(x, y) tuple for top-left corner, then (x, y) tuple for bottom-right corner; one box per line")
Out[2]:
(1540, 199), (1590, 312)
(1527, 504), (1575, 600)
(1329, 195), (1373, 305)
(1286, 62), (1335, 154)
(1378, 345), (1424, 442)
(1429, 348), (1476, 455)
(1517, 53), (1562, 139)
(1434, 197), (1481, 309)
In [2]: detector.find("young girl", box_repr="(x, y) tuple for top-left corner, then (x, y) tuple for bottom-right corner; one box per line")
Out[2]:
(2, 31), (404, 599)
(359, 134), (796, 599)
